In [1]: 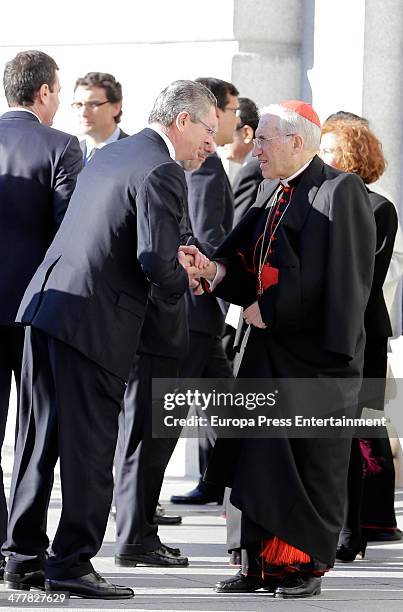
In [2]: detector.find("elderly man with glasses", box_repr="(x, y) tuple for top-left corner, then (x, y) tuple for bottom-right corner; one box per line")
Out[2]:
(187, 100), (376, 598)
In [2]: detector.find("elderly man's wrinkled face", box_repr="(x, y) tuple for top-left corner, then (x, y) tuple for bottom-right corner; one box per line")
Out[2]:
(252, 115), (297, 179)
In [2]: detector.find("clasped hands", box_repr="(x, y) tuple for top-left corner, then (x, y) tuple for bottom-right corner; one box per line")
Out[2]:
(177, 245), (266, 328)
(177, 245), (217, 295)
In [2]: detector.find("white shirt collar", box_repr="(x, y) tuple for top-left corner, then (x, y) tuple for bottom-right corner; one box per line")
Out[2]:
(8, 107), (40, 121)
(281, 157), (314, 187)
(148, 124), (176, 160)
(85, 125), (121, 157)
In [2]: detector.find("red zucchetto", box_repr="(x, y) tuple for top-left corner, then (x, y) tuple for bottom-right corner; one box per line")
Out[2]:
(280, 100), (321, 128)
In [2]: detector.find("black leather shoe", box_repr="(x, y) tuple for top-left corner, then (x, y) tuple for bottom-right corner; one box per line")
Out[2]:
(115, 545), (188, 567)
(275, 574), (321, 598)
(170, 486), (223, 505)
(336, 536), (367, 563)
(0, 559), (5, 580)
(162, 544), (181, 557)
(45, 571), (134, 599)
(154, 503), (182, 525)
(4, 569), (45, 591)
(363, 527), (402, 542)
(215, 570), (277, 593)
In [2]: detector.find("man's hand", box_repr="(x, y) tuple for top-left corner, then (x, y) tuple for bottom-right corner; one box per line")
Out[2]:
(178, 244), (209, 269)
(243, 302), (267, 329)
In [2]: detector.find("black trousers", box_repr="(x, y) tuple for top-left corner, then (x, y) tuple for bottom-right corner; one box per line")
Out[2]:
(114, 352), (178, 554)
(0, 325), (24, 553)
(179, 331), (232, 485)
(2, 327), (125, 579)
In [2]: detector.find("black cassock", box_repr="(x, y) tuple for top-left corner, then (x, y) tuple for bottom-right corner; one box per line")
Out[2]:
(205, 156), (376, 567)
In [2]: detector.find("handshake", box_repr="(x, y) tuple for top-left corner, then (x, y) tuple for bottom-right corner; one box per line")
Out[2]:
(177, 245), (217, 295)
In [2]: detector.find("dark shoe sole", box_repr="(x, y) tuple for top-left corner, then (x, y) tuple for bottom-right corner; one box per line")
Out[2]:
(154, 517), (182, 525)
(46, 587), (134, 600)
(115, 557), (188, 568)
(5, 580), (45, 591)
(215, 586), (272, 593)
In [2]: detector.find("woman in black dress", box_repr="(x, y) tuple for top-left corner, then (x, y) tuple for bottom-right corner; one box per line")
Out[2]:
(320, 116), (400, 560)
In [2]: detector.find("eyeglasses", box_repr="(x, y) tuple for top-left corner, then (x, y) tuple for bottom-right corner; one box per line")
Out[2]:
(253, 133), (295, 148)
(225, 106), (241, 116)
(198, 119), (217, 137)
(71, 100), (110, 111)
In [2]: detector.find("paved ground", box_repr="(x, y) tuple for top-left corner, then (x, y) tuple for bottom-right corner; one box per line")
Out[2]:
(0, 440), (402, 611)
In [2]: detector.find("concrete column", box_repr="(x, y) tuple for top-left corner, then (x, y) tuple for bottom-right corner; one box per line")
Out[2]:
(363, 0), (403, 213)
(363, 0), (403, 337)
(231, 0), (308, 106)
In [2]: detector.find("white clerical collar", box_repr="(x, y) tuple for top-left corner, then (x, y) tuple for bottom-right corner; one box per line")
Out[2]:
(281, 157), (314, 187)
(148, 124), (176, 160)
(9, 107), (40, 121)
(85, 125), (121, 158)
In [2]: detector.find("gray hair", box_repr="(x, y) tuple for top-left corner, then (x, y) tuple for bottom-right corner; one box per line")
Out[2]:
(259, 103), (321, 150)
(149, 80), (216, 126)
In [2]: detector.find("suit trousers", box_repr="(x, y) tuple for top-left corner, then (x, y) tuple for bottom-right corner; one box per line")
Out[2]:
(0, 325), (24, 552)
(114, 352), (178, 554)
(180, 331), (232, 487)
(2, 327), (125, 579)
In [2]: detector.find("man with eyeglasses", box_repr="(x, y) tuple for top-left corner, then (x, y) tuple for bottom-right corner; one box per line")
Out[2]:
(170, 77), (239, 507)
(72, 72), (128, 165)
(225, 97), (264, 225)
(189, 100), (376, 598)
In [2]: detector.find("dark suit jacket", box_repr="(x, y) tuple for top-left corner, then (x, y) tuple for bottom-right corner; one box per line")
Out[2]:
(185, 152), (234, 337)
(0, 110), (82, 325)
(17, 128), (189, 380)
(364, 190), (398, 339)
(232, 157), (263, 226)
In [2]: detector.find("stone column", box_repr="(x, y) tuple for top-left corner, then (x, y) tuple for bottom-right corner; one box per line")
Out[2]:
(363, 0), (403, 336)
(231, 0), (309, 106)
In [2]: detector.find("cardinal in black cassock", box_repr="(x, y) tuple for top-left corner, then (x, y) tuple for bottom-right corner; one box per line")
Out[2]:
(196, 101), (376, 599)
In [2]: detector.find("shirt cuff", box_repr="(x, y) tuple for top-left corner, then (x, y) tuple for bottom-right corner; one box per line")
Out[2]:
(207, 262), (226, 291)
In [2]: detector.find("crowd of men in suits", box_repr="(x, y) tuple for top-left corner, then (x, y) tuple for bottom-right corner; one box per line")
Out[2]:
(0, 49), (395, 600)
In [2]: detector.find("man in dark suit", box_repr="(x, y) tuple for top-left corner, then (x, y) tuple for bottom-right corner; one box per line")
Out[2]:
(222, 97), (263, 366)
(225, 97), (263, 225)
(72, 72), (183, 547)
(113, 140), (215, 568)
(170, 78), (238, 506)
(2, 80), (217, 599)
(191, 100), (376, 598)
(0, 50), (82, 578)
(72, 72), (128, 164)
